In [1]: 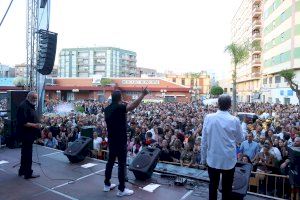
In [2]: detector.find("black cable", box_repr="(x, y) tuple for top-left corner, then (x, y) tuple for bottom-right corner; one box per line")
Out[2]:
(0, 0), (14, 28)
(34, 144), (76, 183)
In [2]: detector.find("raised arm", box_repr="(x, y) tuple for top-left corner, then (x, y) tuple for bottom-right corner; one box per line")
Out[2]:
(126, 87), (149, 112)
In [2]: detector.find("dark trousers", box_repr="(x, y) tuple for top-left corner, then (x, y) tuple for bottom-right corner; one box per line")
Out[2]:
(208, 166), (235, 200)
(19, 141), (33, 177)
(104, 145), (127, 191)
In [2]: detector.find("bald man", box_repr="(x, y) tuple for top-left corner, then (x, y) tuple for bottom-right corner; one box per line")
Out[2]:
(17, 91), (41, 179)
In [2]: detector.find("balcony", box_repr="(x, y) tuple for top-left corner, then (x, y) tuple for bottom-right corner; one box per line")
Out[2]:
(251, 72), (261, 79)
(252, 20), (262, 29)
(252, 58), (261, 67)
(252, 32), (262, 41)
(252, 6), (262, 17)
(253, 0), (261, 4)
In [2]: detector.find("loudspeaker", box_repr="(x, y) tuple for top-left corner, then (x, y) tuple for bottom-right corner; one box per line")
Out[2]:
(129, 147), (161, 180)
(64, 136), (92, 163)
(218, 162), (253, 200)
(37, 29), (57, 75)
(7, 90), (29, 121)
(6, 90), (29, 148)
(81, 126), (95, 138)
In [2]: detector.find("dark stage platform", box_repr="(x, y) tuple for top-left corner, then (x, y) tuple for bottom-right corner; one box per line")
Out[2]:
(0, 145), (267, 200)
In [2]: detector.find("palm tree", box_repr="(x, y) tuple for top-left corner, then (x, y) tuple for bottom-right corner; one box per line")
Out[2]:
(190, 72), (201, 87)
(225, 43), (250, 112)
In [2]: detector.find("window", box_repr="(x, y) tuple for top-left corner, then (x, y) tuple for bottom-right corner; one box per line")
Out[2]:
(275, 76), (281, 83)
(230, 88), (233, 92)
(280, 12), (285, 21)
(263, 78), (267, 84)
(224, 88), (228, 93)
(191, 78), (194, 86)
(280, 32), (285, 41)
(269, 77), (273, 84)
(172, 78), (176, 82)
(181, 78), (185, 85)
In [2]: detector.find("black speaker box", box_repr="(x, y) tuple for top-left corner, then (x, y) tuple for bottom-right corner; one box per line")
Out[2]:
(7, 90), (29, 121)
(6, 90), (29, 148)
(64, 136), (92, 163)
(218, 162), (253, 200)
(80, 126), (95, 138)
(129, 147), (161, 180)
(37, 29), (57, 75)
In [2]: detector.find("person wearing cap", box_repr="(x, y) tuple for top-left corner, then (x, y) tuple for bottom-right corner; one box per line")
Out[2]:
(103, 88), (149, 197)
(201, 94), (244, 200)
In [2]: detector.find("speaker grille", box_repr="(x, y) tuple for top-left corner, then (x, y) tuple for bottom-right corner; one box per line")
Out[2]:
(131, 154), (151, 169)
(232, 170), (247, 190)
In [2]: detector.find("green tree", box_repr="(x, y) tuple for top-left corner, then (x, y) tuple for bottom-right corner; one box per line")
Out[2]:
(210, 86), (224, 97)
(190, 72), (201, 87)
(225, 43), (250, 112)
(13, 77), (26, 87)
(100, 78), (113, 101)
(280, 69), (300, 104)
(100, 78), (113, 86)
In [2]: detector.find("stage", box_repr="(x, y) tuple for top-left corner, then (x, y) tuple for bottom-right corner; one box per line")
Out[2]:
(0, 145), (267, 200)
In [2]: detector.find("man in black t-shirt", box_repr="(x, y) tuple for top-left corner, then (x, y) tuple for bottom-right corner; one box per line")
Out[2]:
(103, 88), (149, 197)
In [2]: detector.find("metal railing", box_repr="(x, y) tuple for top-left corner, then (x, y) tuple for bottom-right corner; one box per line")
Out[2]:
(248, 171), (290, 200)
(95, 149), (296, 199)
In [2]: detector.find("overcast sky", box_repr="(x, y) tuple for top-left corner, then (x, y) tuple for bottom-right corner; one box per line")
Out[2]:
(0, 0), (241, 78)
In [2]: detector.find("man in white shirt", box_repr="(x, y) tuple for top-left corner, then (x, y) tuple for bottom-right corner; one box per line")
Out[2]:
(93, 132), (103, 151)
(201, 95), (244, 200)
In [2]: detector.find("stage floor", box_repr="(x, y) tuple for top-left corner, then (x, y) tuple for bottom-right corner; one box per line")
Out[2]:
(0, 145), (267, 200)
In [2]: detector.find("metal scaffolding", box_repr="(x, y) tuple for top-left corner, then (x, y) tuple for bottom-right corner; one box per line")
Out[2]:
(26, 0), (39, 90)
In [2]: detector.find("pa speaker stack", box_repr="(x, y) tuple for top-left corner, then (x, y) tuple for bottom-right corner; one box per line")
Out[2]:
(218, 162), (253, 200)
(64, 136), (92, 163)
(37, 29), (57, 75)
(129, 147), (161, 180)
(6, 90), (29, 148)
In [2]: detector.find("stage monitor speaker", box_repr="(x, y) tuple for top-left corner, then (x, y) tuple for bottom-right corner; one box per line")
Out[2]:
(129, 147), (161, 180)
(37, 29), (57, 75)
(81, 126), (95, 138)
(218, 162), (252, 200)
(64, 136), (92, 163)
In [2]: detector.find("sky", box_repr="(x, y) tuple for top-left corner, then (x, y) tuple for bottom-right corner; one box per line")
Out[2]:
(0, 0), (241, 79)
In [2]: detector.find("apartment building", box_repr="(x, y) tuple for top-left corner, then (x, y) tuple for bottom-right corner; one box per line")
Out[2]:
(59, 47), (137, 78)
(261, 0), (300, 104)
(231, 0), (263, 102)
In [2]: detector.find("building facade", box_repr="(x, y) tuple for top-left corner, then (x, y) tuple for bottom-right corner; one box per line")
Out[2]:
(261, 0), (300, 104)
(165, 72), (210, 98)
(136, 67), (158, 77)
(58, 47), (137, 78)
(14, 63), (27, 77)
(0, 64), (15, 78)
(37, 77), (191, 103)
(231, 0), (263, 103)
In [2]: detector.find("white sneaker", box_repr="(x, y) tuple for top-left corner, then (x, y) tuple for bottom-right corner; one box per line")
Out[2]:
(117, 188), (134, 197)
(103, 183), (117, 192)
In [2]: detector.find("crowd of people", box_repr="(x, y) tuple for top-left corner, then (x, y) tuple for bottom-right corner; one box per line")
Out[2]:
(1, 97), (299, 197)
(39, 100), (300, 175)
